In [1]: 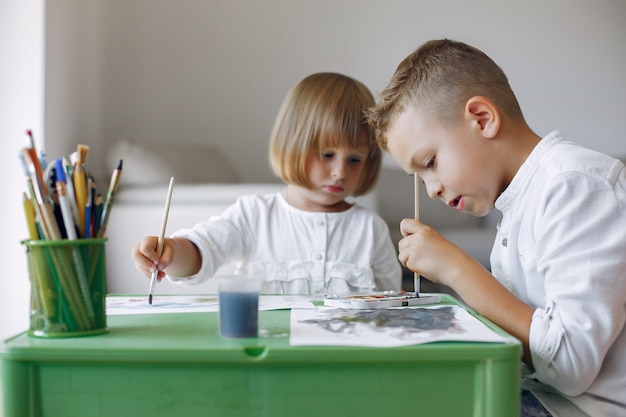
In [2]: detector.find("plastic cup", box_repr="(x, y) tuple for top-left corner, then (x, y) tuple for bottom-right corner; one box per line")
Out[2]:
(218, 276), (261, 338)
(22, 238), (108, 338)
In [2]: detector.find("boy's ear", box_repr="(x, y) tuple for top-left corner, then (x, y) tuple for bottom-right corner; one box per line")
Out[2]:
(465, 96), (500, 139)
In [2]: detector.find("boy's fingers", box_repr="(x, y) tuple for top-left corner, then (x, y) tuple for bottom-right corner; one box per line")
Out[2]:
(399, 218), (423, 237)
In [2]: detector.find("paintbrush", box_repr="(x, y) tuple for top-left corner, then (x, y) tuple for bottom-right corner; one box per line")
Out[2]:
(414, 175), (420, 298)
(97, 159), (123, 238)
(21, 148), (60, 240)
(149, 177), (175, 305)
(25, 130), (48, 200)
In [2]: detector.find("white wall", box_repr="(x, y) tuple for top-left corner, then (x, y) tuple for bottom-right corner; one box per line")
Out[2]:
(2, 0), (625, 336)
(44, 0), (626, 184)
(0, 3), (44, 412)
(0, 1), (44, 343)
(0, 0), (626, 322)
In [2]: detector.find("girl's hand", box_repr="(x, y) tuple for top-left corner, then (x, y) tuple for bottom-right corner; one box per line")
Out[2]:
(131, 236), (175, 280)
(397, 218), (467, 287)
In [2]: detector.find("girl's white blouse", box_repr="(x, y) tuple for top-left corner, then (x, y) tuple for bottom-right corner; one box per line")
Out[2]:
(169, 192), (402, 295)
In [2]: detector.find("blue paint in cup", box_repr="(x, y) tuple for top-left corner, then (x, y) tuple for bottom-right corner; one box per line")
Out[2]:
(218, 277), (261, 338)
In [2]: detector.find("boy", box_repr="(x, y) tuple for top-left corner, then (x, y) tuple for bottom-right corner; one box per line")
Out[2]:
(367, 39), (626, 416)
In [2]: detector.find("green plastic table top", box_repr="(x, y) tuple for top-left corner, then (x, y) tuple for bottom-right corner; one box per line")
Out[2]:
(2, 294), (520, 364)
(1, 294), (523, 417)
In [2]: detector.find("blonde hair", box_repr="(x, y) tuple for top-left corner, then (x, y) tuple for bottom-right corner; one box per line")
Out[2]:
(366, 39), (524, 149)
(269, 72), (381, 197)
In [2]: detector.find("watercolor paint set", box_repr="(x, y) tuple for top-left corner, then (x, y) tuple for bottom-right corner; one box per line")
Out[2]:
(323, 292), (441, 309)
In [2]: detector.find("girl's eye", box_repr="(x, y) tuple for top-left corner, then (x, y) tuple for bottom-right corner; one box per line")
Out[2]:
(348, 157), (362, 165)
(426, 158), (435, 169)
(321, 152), (334, 160)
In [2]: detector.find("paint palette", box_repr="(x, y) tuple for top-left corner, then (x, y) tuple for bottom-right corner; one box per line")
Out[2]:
(323, 292), (441, 309)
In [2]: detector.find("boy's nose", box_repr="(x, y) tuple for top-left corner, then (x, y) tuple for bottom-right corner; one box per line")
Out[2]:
(425, 180), (443, 199)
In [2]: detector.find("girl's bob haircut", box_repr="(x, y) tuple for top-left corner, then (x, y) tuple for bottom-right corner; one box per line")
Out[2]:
(269, 72), (381, 197)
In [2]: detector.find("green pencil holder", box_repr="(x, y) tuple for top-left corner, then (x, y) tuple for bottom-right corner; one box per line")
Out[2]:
(22, 238), (108, 338)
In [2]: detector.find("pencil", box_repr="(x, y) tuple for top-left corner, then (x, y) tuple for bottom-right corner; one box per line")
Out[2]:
(149, 177), (175, 305)
(22, 149), (60, 240)
(55, 158), (78, 240)
(74, 144), (90, 237)
(97, 159), (123, 238)
(62, 157), (80, 227)
(414, 174), (420, 298)
(22, 192), (39, 240)
(73, 163), (87, 237)
(57, 181), (77, 240)
(23, 190), (57, 319)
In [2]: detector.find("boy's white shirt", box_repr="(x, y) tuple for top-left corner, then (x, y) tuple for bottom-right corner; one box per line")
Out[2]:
(492, 130), (626, 416)
(169, 192), (402, 294)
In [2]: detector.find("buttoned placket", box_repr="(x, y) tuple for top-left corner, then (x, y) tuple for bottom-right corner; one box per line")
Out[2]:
(496, 215), (515, 291)
(310, 213), (328, 294)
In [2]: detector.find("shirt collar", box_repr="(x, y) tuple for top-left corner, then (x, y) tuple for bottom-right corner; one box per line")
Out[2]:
(495, 130), (563, 213)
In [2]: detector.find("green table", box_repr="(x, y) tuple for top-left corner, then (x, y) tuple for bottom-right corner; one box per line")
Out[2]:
(2, 294), (521, 417)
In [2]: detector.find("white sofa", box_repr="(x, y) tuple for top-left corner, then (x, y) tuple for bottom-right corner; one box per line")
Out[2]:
(104, 140), (498, 295)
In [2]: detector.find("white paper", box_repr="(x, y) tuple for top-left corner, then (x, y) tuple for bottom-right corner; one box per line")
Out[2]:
(106, 294), (316, 315)
(289, 305), (511, 347)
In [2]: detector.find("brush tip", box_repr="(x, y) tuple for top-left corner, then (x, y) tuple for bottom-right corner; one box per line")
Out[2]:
(149, 294), (153, 305)
(77, 144), (90, 163)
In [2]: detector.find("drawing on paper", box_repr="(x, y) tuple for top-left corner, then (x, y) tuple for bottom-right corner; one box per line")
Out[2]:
(300, 306), (461, 337)
(290, 305), (509, 347)
(106, 295), (219, 315)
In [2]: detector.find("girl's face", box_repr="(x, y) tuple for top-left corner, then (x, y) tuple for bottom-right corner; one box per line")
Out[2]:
(386, 106), (507, 217)
(287, 143), (368, 212)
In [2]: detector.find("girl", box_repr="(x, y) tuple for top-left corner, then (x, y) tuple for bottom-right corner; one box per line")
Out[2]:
(132, 72), (402, 295)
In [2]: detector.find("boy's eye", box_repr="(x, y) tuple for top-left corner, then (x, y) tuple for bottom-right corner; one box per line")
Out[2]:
(425, 158), (435, 169)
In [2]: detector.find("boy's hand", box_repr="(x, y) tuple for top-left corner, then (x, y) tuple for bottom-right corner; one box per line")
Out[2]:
(398, 218), (465, 287)
(131, 236), (175, 280)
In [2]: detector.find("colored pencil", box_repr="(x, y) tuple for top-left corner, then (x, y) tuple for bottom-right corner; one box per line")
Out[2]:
(55, 159), (78, 241)
(73, 167), (87, 237)
(56, 161), (95, 326)
(22, 192), (39, 240)
(62, 157), (80, 227)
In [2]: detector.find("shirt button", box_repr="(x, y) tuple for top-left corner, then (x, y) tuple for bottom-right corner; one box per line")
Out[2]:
(502, 238), (508, 247)
(314, 253), (323, 261)
(316, 220), (325, 226)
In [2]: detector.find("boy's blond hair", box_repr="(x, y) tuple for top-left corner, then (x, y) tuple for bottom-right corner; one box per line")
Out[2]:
(269, 72), (381, 197)
(367, 39), (525, 149)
